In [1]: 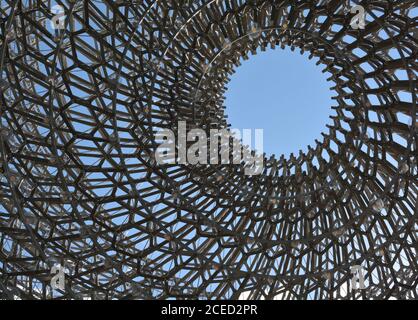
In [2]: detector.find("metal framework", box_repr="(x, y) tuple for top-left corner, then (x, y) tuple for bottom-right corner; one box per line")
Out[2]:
(0, 0), (417, 300)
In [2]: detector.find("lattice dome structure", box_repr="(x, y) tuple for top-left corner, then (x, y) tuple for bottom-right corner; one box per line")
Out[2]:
(0, 0), (417, 300)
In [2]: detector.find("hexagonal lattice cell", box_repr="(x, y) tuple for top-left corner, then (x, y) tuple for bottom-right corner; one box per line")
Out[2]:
(0, 0), (417, 300)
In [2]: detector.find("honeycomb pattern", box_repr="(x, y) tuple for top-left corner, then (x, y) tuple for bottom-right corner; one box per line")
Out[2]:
(0, 0), (417, 299)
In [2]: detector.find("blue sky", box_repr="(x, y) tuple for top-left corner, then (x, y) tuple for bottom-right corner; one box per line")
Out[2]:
(225, 47), (334, 159)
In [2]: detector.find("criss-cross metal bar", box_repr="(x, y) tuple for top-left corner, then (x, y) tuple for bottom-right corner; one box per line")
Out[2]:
(0, 0), (417, 300)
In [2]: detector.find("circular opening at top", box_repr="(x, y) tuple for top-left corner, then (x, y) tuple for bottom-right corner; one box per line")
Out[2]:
(225, 47), (334, 159)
